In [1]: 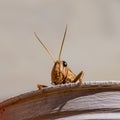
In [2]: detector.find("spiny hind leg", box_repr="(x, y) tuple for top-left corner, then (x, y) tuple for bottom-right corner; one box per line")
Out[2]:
(37, 84), (48, 90)
(73, 71), (84, 85)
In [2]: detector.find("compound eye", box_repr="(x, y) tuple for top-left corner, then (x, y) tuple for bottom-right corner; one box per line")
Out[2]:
(62, 61), (67, 67)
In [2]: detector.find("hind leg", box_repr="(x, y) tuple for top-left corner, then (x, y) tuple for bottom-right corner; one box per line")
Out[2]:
(73, 71), (84, 85)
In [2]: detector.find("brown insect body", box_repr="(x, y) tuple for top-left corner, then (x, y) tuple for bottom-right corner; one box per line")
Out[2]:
(34, 25), (84, 89)
(51, 60), (76, 85)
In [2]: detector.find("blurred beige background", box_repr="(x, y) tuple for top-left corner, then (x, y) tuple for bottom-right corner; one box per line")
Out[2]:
(0, 0), (120, 102)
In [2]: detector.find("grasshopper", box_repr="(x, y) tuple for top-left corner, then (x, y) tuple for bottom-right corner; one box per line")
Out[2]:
(34, 26), (84, 89)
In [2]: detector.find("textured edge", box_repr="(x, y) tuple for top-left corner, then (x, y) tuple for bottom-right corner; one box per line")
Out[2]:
(0, 81), (120, 109)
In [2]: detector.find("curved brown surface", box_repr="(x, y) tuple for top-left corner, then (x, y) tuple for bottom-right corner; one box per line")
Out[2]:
(0, 81), (120, 120)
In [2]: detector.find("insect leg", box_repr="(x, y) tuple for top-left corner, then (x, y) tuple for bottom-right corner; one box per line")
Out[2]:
(73, 71), (84, 85)
(37, 84), (48, 90)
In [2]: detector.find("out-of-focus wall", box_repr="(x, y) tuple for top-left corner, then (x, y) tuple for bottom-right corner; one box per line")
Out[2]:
(0, 0), (120, 101)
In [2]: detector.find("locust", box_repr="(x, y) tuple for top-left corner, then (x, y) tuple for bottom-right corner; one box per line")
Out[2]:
(34, 26), (84, 89)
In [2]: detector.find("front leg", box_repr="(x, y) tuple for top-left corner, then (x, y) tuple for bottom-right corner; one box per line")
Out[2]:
(37, 84), (48, 90)
(73, 71), (84, 85)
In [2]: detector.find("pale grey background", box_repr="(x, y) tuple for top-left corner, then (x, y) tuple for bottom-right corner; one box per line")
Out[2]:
(0, 0), (120, 102)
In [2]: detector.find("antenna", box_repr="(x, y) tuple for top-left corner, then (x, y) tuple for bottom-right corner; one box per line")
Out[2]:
(34, 32), (55, 63)
(58, 25), (67, 60)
